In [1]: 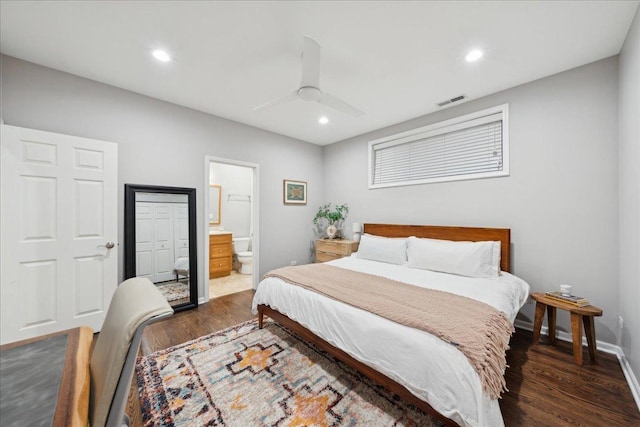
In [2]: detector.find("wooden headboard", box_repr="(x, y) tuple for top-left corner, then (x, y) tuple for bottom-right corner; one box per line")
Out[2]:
(363, 223), (511, 273)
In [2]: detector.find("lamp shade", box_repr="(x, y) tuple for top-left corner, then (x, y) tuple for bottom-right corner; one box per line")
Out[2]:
(352, 222), (362, 233)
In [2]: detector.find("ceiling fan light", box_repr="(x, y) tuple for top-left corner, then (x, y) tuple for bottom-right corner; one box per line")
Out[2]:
(319, 116), (329, 124)
(298, 86), (322, 102)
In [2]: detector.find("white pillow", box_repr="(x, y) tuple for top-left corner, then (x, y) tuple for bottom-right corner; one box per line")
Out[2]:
(356, 234), (407, 265)
(406, 236), (501, 278)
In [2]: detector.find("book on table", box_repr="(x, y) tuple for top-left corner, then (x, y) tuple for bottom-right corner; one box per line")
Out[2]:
(544, 291), (590, 307)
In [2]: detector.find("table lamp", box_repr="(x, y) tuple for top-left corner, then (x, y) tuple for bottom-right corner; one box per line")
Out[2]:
(352, 222), (362, 242)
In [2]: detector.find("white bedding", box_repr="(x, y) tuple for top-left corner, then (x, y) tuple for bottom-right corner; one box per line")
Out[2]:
(251, 255), (530, 427)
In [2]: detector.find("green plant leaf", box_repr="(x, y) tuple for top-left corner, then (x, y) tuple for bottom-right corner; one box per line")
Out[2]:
(313, 202), (349, 226)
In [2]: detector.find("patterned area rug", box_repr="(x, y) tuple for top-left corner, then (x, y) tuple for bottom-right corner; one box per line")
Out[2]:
(155, 281), (189, 302)
(136, 319), (442, 426)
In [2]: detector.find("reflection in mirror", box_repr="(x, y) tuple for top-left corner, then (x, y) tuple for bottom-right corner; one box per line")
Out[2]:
(209, 184), (221, 225)
(124, 184), (198, 312)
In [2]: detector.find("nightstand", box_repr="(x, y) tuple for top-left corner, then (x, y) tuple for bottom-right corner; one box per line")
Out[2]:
(315, 239), (359, 263)
(530, 292), (603, 365)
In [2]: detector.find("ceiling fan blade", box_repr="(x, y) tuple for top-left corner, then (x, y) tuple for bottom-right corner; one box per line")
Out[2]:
(301, 35), (321, 88)
(252, 91), (298, 112)
(318, 93), (365, 117)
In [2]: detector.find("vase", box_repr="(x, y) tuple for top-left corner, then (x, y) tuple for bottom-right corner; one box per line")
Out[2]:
(326, 225), (338, 239)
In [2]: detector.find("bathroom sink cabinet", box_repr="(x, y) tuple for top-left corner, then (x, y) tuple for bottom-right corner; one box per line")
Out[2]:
(209, 233), (232, 278)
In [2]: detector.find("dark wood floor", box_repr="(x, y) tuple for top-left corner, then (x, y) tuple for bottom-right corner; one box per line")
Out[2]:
(127, 290), (640, 426)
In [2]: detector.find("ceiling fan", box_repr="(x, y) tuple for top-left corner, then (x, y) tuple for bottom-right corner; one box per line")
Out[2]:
(253, 36), (365, 117)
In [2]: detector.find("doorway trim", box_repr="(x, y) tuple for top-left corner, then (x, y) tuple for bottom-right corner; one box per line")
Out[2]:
(203, 156), (259, 302)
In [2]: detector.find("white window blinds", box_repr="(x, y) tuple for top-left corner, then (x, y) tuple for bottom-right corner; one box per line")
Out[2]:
(369, 104), (509, 188)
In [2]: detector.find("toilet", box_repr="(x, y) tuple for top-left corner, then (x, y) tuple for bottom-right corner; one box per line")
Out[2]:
(233, 237), (253, 275)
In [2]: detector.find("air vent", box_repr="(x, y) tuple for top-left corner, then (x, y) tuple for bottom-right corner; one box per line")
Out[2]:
(436, 94), (467, 108)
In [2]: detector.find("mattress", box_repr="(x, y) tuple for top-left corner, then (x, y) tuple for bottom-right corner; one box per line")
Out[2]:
(252, 255), (530, 427)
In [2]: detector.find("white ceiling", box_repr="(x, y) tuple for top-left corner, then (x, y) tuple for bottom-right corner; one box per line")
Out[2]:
(1, 1), (637, 145)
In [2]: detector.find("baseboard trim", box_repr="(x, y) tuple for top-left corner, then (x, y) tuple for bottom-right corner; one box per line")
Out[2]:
(198, 296), (207, 305)
(514, 319), (640, 411)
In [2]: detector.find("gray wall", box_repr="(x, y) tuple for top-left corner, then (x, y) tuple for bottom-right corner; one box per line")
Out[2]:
(324, 57), (620, 344)
(618, 8), (640, 382)
(0, 55), (324, 300)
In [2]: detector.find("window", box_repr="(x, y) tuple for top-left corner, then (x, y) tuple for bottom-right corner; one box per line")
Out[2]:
(369, 104), (509, 188)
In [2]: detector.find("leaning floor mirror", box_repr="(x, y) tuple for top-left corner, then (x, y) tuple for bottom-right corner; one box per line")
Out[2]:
(124, 184), (198, 312)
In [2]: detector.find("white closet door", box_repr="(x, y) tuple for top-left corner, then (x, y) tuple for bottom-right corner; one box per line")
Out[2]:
(174, 203), (190, 258)
(135, 202), (154, 280)
(0, 125), (118, 344)
(152, 204), (175, 282)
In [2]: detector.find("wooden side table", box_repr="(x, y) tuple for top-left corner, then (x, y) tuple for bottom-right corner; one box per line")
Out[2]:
(530, 292), (603, 365)
(0, 326), (93, 426)
(315, 239), (359, 263)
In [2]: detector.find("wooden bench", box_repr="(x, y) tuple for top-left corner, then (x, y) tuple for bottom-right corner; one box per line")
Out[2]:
(530, 292), (603, 365)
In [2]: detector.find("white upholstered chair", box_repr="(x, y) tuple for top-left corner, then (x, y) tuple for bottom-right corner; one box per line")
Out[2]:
(89, 277), (174, 427)
(173, 256), (190, 282)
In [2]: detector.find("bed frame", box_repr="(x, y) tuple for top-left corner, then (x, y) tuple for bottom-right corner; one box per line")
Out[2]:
(258, 223), (512, 427)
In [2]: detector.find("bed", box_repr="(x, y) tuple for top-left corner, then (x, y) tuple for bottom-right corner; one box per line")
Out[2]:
(252, 224), (530, 427)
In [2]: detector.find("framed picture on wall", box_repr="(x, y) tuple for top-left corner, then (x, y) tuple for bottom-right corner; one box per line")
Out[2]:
(283, 179), (307, 205)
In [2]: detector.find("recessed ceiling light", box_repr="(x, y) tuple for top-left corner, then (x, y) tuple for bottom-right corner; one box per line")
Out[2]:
(465, 49), (484, 62)
(318, 116), (329, 125)
(152, 49), (171, 62)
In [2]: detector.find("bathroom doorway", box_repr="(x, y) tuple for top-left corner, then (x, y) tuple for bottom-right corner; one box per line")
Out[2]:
(204, 156), (259, 301)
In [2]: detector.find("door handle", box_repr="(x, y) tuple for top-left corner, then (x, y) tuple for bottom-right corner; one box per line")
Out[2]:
(98, 242), (115, 249)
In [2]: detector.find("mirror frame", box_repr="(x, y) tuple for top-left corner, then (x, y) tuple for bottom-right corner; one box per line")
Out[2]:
(124, 184), (198, 312)
(209, 184), (221, 225)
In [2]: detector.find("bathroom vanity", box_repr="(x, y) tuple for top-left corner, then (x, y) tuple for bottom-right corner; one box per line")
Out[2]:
(209, 232), (233, 278)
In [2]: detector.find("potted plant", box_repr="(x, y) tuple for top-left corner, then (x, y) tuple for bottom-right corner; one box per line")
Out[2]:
(313, 203), (349, 239)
